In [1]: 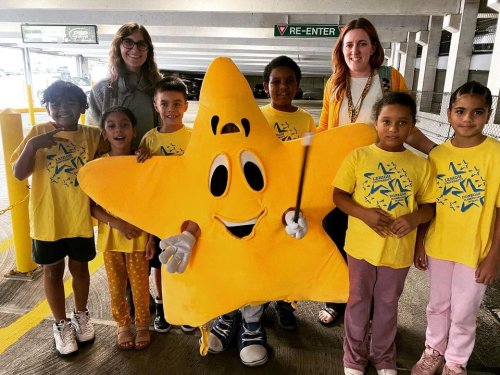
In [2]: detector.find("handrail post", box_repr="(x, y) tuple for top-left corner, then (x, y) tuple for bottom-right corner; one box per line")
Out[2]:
(0, 109), (37, 274)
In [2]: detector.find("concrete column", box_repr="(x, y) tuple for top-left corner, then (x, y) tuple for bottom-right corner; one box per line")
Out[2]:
(392, 42), (401, 70)
(398, 43), (407, 76)
(400, 32), (417, 89)
(386, 44), (394, 66)
(487, 7), (500, 96)
(443, 0), (480, 93)
(78, 56), (90, 78)
(416, 16), (443, 112)
(487, 8), (500, 124)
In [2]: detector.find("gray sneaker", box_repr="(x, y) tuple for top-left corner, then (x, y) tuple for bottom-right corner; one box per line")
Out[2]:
(53, 320), (78, 356)
(411, 347), (444, 375)
(71, 308), (95, 343)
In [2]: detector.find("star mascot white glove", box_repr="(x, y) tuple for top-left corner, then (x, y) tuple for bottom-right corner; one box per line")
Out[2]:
(158, 231), (197, 273)
(284, 211), (307, 240)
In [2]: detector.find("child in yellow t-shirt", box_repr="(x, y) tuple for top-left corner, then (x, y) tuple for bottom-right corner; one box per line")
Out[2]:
(91, 106), (153, 351)
(140, 76), (200, 334)
(259, 55), (315, 332)
(333, 92), (434, 374)
(11, 80), (102, 357)
(261, 55), (315, 142)
(412, 81), (500, 375)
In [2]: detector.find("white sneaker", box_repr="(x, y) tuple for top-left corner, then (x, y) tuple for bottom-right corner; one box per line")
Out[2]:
(238, 322), (268, 367)
(344, 368), (364, 375)
(71, 308), (95, 343)
(53, 320), (78, 356)
(377, 370), (397, 375)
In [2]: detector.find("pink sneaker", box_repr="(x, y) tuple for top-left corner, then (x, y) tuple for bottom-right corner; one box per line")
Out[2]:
(411, 347), (444, 375)
(442, 365), (467, 375)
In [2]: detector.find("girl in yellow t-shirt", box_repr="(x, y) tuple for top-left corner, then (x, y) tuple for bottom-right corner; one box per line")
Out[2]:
(412, 81), (500, 375)
(333, 92), (434, 374)
(91, 106), (154, 351)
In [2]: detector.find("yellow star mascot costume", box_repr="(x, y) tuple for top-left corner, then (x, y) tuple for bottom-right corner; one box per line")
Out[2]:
(79, 57), (376, 347)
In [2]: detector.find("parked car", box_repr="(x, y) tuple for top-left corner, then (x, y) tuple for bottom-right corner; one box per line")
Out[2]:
(253, 83), (267, 99)
(302, 88), (323, 100)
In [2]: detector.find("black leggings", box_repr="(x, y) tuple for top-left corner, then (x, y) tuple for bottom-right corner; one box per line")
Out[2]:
(322, 207), (348, 314)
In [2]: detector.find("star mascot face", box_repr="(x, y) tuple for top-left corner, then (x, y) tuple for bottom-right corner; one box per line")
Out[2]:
(78, 57), (376, 327)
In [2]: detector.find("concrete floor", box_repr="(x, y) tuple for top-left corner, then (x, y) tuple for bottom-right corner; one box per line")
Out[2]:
(0, 100), (498, 374)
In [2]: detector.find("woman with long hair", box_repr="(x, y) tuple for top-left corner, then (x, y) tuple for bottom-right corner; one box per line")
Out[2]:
(87, 23), (162, 147)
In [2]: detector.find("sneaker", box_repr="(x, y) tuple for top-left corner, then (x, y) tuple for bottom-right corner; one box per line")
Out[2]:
(53, 320), (78, 356)
(442, 365), (467, 375)
(411, 347), (444, 375)
(344, 368), (364, 375)
(276, 301), (297, 330)
(238, 321), (268, 367)
(377, 370), (397, 375)
(154, 298), (171, 333)
(181, 325), (196, 333)
(208, 313), (240, 353)
(71, 308), (95, 343)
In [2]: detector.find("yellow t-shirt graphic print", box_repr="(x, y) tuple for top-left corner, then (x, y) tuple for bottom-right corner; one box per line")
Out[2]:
(47, 141), (88, 187)
(260, 104), (315, 141)
(140, 126), (191, 156)
(426, 137), (500, 268)
(436, 160), (485, 212)
(362, 161), (414, 212)
(334, 144), (433, 268)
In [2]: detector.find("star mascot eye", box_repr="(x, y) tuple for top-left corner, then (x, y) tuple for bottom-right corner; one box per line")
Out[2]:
(240, 151), (264, 192)
(209, 154), (229, 197)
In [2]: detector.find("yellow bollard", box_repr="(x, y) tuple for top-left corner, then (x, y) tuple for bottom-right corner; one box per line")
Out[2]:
(0, 109), (36, 273)
(25, 84), (36, 126)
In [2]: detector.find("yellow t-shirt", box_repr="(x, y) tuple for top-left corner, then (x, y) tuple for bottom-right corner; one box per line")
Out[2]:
(139, 125), (191, 156)
(334, 144), (433, 268)
(10, 122), (101, 241)
(96, 154), (149, 253)
(426, 137), (500, 267)
(260, 104), (315, 141)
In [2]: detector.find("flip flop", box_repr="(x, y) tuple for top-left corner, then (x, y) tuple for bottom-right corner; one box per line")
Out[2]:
(318, 307), (339, 327)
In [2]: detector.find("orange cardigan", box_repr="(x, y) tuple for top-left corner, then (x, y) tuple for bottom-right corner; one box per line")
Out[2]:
(317, 67), (408, 132)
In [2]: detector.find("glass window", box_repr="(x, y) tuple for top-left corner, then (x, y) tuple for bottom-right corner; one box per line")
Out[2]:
(0, 46), (26, 109)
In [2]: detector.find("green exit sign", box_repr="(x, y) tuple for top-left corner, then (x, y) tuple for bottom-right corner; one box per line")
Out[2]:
(274, 24), (340, 38)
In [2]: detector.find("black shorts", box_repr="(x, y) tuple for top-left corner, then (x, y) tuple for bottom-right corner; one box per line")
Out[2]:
(32, 237), (96, 265)
(149, 236), (162, 269)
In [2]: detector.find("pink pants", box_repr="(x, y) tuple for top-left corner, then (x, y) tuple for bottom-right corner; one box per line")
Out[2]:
(343, 255), (410, 371)
(425, 256), (486, 367)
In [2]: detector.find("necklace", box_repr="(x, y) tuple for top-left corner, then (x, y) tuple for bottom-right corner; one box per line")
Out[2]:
(346, 71), (374, 123)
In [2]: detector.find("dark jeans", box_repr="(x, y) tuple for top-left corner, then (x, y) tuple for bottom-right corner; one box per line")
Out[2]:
(322, 207), (348, 315)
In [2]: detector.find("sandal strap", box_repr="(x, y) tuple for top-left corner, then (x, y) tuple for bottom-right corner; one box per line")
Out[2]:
(117, 326), (134, 345)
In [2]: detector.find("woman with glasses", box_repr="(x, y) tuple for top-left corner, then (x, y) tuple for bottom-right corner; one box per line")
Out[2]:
(87, 23), (162, 147)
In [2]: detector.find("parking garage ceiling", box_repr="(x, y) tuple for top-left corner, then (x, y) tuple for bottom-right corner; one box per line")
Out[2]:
(0, 1), (463, 76)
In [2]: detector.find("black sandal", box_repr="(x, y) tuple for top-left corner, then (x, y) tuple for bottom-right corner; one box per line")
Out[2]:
(318, 306), (339, 327)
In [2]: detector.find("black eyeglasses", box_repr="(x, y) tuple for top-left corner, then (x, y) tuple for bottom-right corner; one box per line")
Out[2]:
(121, 38), (149, 51)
